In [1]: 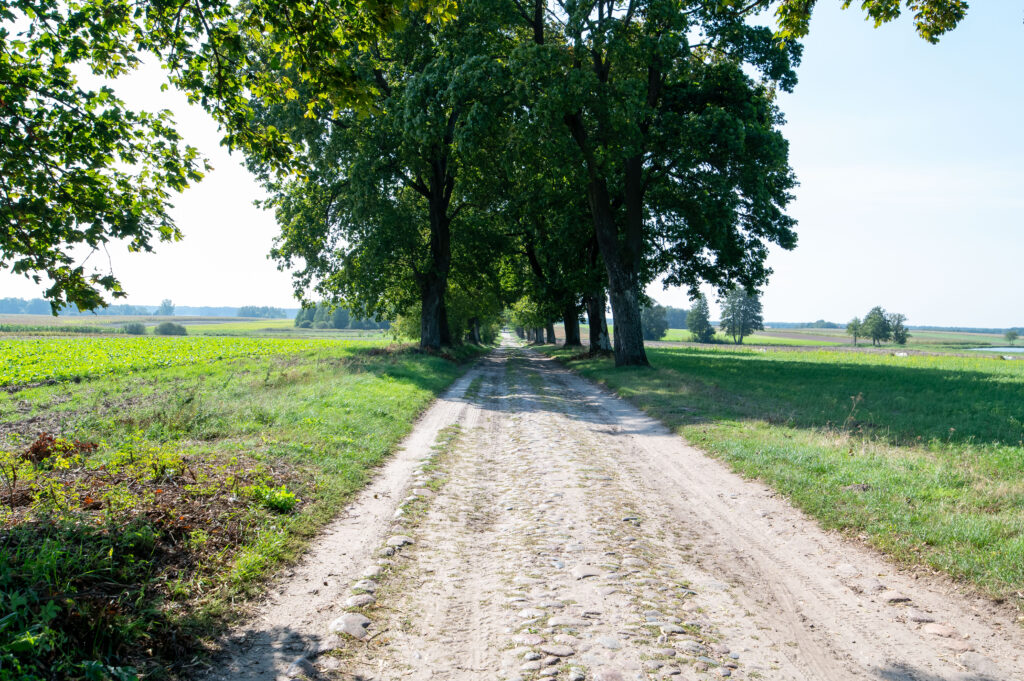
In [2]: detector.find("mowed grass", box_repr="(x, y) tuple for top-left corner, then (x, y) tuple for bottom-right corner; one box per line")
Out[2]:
(0, 340), (484, 679)
(543, 344), (1024, 604)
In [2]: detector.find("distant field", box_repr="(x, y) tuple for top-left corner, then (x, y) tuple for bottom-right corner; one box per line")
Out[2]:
(0, 314), (387, 340)
(544, 344), (1024, 603)
(182, 319), (386, 338)
(761, 326), (1009, 350)
(0, 313), (243, 328)
(182, 318), (294, 332)
(661, 328), (840, 346)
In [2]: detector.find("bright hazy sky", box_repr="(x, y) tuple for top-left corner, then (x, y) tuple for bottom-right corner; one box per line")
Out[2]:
(2, 3), (1022, 326)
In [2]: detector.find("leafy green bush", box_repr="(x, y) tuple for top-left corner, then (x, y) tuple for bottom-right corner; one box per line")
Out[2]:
(312, 321), (330, 329)
(153, 322), (187, 336)
(298, 320), (312, 329)
(121, 322), (146, 335)
(250, 484), (300, 513)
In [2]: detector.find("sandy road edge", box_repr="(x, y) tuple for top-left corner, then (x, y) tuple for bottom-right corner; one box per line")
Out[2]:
(199, 354), (490, 681)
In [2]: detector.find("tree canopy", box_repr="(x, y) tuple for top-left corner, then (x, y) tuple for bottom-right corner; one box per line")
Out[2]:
(641, 303), (669, 342)
(775, 0), (968, 44)
(13, 0), (953, 363)
(0, 0), (455, 311)
(719, 288), (764, 344)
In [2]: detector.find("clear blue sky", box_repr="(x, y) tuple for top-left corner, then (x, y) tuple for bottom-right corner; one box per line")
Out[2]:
(2, 2), (1022, 326)
(653, 1), (1024, 326)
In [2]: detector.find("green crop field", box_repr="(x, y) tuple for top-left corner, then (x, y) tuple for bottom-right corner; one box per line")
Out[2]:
(0, 337), (484, 679)
(543, 344), (1024, 604)
(0, 336), (378, 386)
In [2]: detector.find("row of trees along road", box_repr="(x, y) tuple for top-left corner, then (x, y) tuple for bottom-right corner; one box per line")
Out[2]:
(3, 1), (969, 366)
(847, 307), (909, 346)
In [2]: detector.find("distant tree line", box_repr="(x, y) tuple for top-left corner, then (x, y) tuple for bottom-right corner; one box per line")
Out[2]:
(293, 303), (391, 330)
(910, 325), (1024, 335)
(237, 306), (287, 319)
(765, 320), (840, 329)
(0, 297), (150, 315)
(665, 307), (689, 330)
(0, 297), (300, 318)
(847, 306), (909, 346)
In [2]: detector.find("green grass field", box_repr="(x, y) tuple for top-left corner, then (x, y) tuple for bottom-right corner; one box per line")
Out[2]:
(543, 344), (1024, 605)
(660, 328), (840, 346)
(761, 326), (1011, 350)
(0, 338), (484, 679)
(568, 323), (1004, 349)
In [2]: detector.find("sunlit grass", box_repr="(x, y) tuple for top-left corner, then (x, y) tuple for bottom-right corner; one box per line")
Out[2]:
(543, 344), (1024, 603)
(0, 341), (485, 678)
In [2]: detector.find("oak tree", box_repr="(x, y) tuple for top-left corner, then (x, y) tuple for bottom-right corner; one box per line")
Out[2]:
(509, 0), (800, 366)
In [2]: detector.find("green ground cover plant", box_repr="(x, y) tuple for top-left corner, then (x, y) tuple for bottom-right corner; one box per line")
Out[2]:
(543, 345), (1024, 605)
(0, 336), (381, 387)
(0, 340), (485, 679)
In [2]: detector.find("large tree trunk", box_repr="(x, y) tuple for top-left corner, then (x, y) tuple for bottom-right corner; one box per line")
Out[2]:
(587, 178), (647, 366)
(419, 275), (445, 351)
(419, 174), (453, 350)
(564, 102), (649, 366)
(545, 322), (556, 344)
(534, 327), (545, 344)
(563, 305), (582, 347)
(585, 291), (612, 353)
(439, 297), (453, 346)
(515, 326), (525, 339)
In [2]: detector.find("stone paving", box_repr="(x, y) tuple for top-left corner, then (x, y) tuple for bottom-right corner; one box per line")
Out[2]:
(210, 339), (1024, 681)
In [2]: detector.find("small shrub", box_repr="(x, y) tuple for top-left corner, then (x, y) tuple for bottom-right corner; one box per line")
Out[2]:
(312, 321), (330, 329)
(121, 322), (147, 335)
(153, 322), (187, 336)
(250, 484), (300, 513)
(298, 320), (313, 329)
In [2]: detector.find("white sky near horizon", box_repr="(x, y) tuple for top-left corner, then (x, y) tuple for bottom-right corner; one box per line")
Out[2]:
(1, 2), (1022, 326)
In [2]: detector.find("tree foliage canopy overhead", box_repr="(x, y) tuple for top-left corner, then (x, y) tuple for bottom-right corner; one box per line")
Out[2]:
(0, 0), (454, 311)
(775, 0), (968, 44)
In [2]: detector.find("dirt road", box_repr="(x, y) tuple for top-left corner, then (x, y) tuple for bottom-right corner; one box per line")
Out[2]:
(206, 338), (1023, 681)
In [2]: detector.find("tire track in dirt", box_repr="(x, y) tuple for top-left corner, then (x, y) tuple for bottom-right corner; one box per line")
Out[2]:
(207, 337), (1023, 681)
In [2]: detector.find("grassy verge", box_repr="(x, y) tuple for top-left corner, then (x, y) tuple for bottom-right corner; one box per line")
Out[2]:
(540, 344), (1024, 606)
(0, 342), (487, 680)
